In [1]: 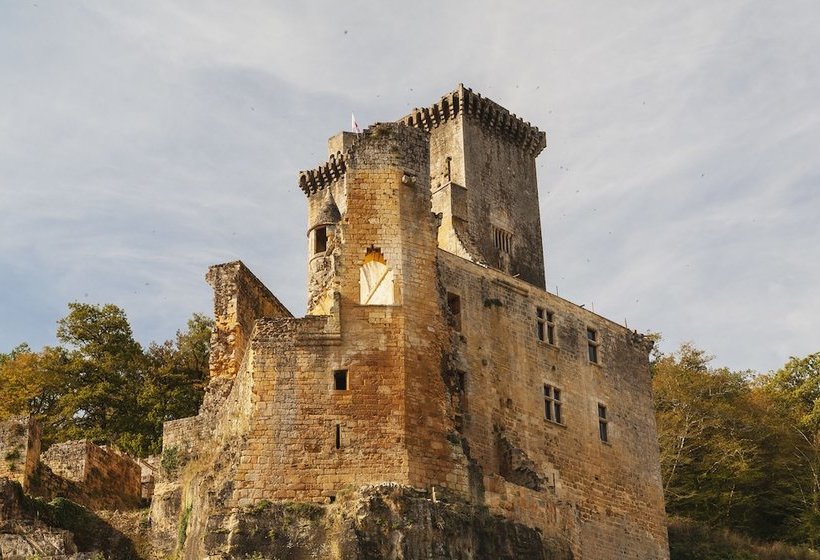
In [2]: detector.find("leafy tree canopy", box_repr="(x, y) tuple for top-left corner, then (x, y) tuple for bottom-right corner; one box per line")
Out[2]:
(0, 303), (212, 457)
(654, 342), (820, 547)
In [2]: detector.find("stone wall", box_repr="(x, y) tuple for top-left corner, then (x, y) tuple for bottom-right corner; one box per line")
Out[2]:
(157, 89), (670, 560)
(206, 260), (293, 379)
(403, 85), (548, 289)
(0, 416), (40, 491)
(38, 441), (142, 511)
(437, 249), (669, 559)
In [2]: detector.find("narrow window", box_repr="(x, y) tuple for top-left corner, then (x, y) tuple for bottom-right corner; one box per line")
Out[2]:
(333, 370), (348, 391)
(587, 328), (599, 363)
(598, 404), (609, 442)
(536, 308), (555, 344)
(457, 371), (466, 393)
(544, 384), (563, 424)
(335, 424), (341, 449)
(314, 227), (328, 254)
(447, 292), (462, 331)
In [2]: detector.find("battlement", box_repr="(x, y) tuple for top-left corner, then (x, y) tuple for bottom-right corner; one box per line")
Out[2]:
(148, 86), (669, 560)
(402, 84), (547, 156)
(298, 151), (347, 195)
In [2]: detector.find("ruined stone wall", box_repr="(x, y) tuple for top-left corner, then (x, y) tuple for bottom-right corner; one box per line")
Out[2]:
(206, 260), (293, 379)
(0, 416), (40, 490)
(162, 416), (203, 461)
(39, 441), (142, 510)
(437, 250), (669, 559)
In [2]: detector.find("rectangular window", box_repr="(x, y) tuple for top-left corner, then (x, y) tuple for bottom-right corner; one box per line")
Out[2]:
(335, 423), (341, 449)
(314, 227), (328, 254)
(544, 384), (563, 424)
(333, 369), (348, 391)
(492, 225), (513, 254)
(598, 404), (609, 442)
(447, 292), (462, 331)
(587, 328), (599, 363)
(536, 307), (555, 344)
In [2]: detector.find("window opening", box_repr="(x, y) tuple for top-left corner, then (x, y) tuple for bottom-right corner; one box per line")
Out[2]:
(492, 225), (513, 254)
(360, 247), (395, 305)
(333, 370), (348, 391)
(587, 328), (599, 363)
(536, 307), (555, 344)
(544, 384), (563, 424)
(598, 404), (609, 442)
(447, 292), (462, 331)
(335, 424), (341, 449)
(457, 371), (466, 393)
(314, 227), (328, 254)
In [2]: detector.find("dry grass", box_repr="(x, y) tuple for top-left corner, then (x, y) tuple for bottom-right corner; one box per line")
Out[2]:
(669, 517), (820, 560)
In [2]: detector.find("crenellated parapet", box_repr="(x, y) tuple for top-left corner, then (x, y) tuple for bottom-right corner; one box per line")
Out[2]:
(298, 151), (347, 195)
(401, 84), (547, 156)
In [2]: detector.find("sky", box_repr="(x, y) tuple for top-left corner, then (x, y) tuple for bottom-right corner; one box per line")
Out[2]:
(1, 1), (818, 373)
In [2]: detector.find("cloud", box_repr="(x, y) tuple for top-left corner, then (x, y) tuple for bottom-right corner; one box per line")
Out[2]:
(1, 1), (818, 371)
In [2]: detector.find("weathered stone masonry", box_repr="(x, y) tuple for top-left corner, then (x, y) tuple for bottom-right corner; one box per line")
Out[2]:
(152, 85), (670, 560)
(0, 417), (143, 511)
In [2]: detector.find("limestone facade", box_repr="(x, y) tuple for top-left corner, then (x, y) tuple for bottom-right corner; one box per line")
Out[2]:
(154, 85), (669, 559)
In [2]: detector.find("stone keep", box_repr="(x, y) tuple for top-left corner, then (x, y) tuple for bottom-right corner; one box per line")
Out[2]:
(153, 85), (669, 560)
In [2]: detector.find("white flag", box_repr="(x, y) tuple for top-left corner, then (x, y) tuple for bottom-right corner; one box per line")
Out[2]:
(351, 113), (362, 134)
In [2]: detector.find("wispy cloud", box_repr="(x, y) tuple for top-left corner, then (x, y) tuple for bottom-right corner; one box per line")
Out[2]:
(1, 1), (817, 371)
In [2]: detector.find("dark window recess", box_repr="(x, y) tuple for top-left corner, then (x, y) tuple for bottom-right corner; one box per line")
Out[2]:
(335, 424), (341, 449)
(536, 308), (555, 344)
(492, 225), (513, 254)
(598, 404), (609, 442)
(447, 292), (462, 331)
(587, 328), (599, 363)
(314, 227), (328, 254)
(333, 369), (348, 391)
(544, 384), (562, 424)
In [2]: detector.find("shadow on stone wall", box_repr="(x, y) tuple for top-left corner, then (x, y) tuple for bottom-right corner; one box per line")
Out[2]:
(210, 484), (573, 560)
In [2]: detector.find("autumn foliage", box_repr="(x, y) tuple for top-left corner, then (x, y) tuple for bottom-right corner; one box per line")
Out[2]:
(0, 303), (211, 457)
(654, 342), (820, 551)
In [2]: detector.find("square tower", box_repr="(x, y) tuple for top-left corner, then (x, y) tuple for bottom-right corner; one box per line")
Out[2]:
(401, 85), (548, 289)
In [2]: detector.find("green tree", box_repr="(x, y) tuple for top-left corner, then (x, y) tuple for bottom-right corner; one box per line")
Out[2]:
(0, 303), (212, 458)
(653, 343), (788, 538)
(762, 352), (820, 546)
(49, 303), (147, 450)
(0, 343), (62, 418)
(134, 313), (213, 456)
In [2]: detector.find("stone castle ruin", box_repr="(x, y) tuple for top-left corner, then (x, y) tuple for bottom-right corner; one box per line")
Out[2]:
(1, 85), (669, 559)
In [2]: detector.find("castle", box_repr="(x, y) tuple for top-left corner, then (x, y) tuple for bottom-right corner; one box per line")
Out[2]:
(145, 85), (670, 559)
(1, 85), (669, 559)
